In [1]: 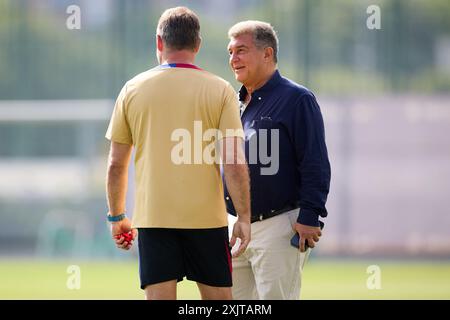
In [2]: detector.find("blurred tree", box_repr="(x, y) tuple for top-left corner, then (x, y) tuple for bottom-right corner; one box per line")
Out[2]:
(0, 0), (449, 99)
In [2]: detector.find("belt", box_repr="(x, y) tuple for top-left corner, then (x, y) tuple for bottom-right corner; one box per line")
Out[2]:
(250, 202), (300, 223)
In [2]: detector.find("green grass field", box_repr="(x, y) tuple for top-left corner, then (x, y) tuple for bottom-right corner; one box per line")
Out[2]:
(1, 259), (449, 299)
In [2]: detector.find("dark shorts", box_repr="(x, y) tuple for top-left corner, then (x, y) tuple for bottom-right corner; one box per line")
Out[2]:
(137, 227), (232, 290)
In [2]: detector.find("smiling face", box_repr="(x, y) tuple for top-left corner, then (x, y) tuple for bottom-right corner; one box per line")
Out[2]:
(227, 33), (268, 88)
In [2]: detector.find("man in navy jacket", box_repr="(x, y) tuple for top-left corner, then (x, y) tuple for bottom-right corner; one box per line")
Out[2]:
(225, 20), (331, 300)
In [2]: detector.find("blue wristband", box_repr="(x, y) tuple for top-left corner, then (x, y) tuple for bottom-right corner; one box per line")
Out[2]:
(107, 213), (126, 222)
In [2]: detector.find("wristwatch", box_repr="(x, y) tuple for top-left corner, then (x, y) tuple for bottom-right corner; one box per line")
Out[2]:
(107, 213), (126, 222)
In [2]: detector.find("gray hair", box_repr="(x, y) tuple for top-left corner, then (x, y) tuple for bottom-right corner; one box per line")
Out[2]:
(228, 20), (279, 63)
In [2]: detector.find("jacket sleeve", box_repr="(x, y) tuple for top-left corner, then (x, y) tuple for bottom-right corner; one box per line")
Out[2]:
(291, 93), (331, 227)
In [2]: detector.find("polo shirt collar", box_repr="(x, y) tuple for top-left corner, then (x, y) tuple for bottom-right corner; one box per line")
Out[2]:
(238, 69), (282, 101)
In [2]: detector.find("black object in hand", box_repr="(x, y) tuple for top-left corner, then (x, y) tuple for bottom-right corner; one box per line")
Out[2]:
(290, 221), (324, 249)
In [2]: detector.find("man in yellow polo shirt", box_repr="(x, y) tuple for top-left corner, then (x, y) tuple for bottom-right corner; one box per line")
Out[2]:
(104, 7), (251, 300)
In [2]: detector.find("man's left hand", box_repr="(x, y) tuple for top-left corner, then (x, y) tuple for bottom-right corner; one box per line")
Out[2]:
(230, 219), (251, 258)
(293, 223), (322, 253)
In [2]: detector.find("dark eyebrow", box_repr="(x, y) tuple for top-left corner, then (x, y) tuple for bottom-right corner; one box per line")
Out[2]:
(228, 44), (249, 51)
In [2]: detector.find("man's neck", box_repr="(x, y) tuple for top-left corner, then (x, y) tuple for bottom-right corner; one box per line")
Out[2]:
(161, 50), (196, 65)
(244, 68), (276, 97)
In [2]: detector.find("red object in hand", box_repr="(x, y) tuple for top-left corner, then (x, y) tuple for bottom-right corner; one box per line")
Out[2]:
(115, 232), (133, 243)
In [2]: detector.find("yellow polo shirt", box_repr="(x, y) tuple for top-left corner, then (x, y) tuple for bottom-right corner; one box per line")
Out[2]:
(105, 65), (243, 228)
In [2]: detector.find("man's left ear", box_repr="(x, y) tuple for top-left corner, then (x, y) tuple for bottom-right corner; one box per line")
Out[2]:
(194, 36), (202, 53)
(264, 47), (274, 62)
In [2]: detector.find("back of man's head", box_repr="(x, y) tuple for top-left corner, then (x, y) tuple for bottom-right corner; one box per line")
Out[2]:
(157, 7), (201, 51)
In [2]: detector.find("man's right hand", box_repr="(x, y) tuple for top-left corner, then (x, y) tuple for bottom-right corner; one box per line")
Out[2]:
(230, 219), (251, 257)
(110, 217), (138, 250)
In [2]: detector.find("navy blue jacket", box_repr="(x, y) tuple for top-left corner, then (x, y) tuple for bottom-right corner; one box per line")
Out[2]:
(224, 70), (331, 227)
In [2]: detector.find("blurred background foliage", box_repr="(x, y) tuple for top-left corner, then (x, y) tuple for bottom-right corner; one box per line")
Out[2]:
(1, 0), (450, 300)
(0, 0), (449, 100)
(0, 0), (450, 261)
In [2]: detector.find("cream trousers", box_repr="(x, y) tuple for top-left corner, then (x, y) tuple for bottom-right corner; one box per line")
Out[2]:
(228, 209), (311, 300)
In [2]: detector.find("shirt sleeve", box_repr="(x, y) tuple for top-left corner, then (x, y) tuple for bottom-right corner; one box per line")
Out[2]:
(292, 93), (331, 227)
(105, 83), (133, 145)
(218, 83), (244, 139)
